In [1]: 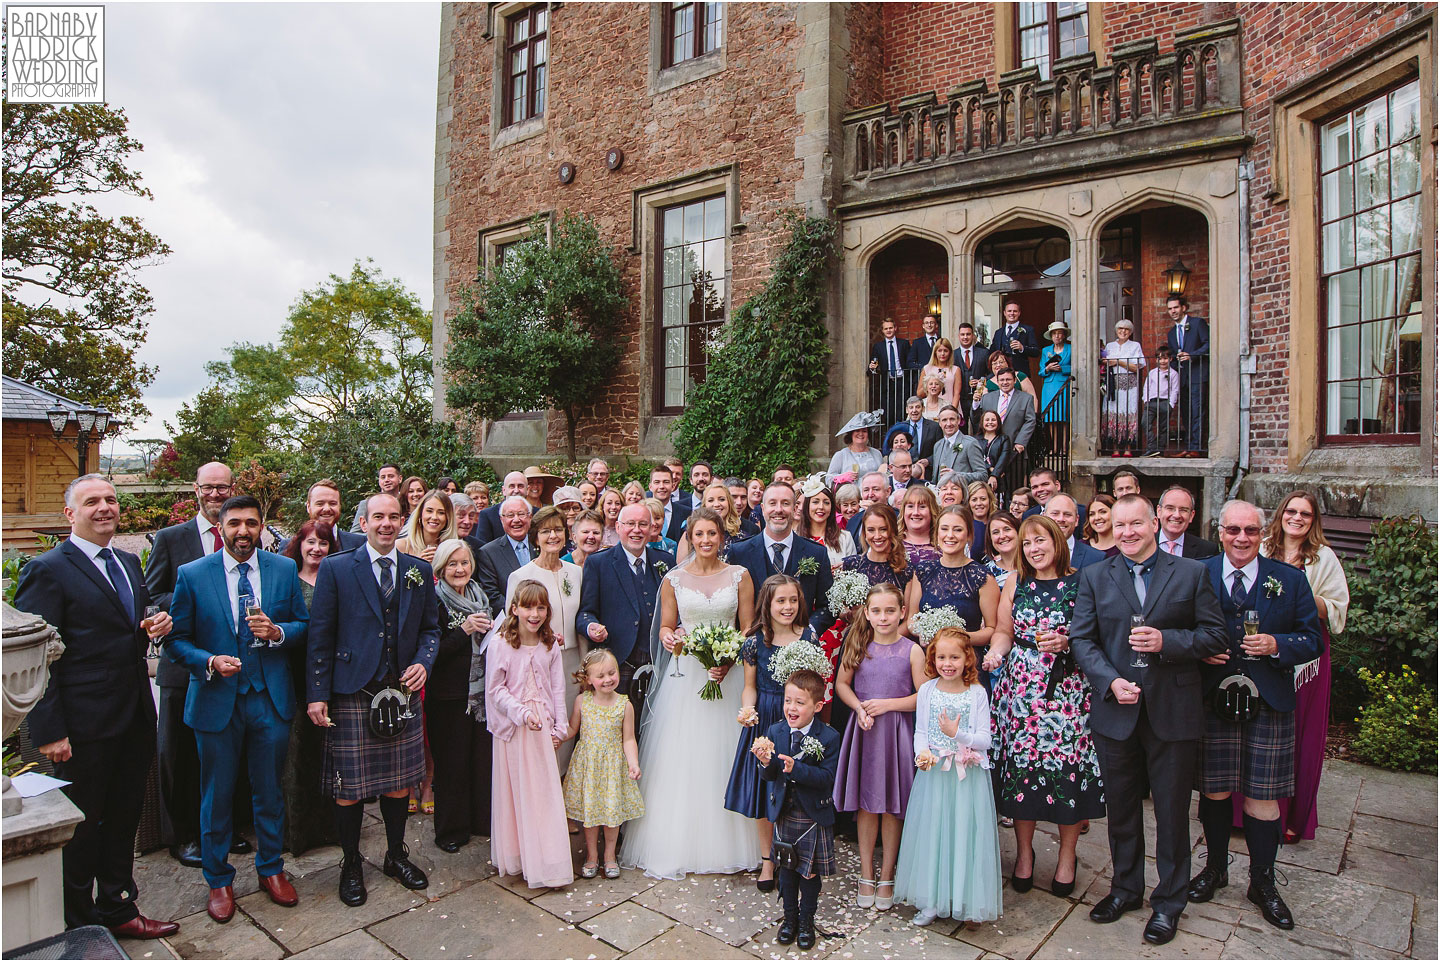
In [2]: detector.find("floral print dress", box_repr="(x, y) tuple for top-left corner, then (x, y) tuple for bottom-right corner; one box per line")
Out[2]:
(990, 576), (1105, 824)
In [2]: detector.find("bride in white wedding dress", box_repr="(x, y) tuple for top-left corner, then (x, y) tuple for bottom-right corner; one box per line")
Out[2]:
(621, 509), (760, 880)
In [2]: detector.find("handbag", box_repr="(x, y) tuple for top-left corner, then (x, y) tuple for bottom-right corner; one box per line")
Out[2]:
(772, 821), (816, 872)
(1208, 672), (1261, 723)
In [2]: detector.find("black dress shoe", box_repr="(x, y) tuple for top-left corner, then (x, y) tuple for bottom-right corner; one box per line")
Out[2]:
(1088, 893), (1143, 923)
(1011, 846), (1034, 893)
(1143, 910), (1179, 945)
(230, 837), (253, 855)
(775, 917), (797, 945)
(339, 854), (367, 906)
(796, 917), (816, 950)
(435, 838), (464, 854)
(1187, 864), (1229, 903)
(170, 841), (203, 867)
(1247, 869), (1294, 930)
(383, 844), (429, 890)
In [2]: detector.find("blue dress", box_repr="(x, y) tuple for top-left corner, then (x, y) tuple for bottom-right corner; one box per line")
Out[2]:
(1039, 343), (1071, 422)
(723, 628), (818, 818)
(840, 553), (910, 590)
(912, 557), (995, 691)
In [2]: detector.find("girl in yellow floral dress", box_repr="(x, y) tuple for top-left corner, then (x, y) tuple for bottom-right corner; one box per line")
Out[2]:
(562, 649), (644, 879)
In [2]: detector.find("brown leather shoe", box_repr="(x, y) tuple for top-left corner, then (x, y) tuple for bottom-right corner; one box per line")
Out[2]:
(258, 871), (299, 907)
(111, 915), (181, 939)
(206, 885), (235, 923)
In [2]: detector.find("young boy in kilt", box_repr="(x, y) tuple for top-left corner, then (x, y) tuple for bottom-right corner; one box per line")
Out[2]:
(751, 669), (842, 950)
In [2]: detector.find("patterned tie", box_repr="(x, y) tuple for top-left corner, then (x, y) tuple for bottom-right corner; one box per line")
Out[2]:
(515, 540), (530, 565)
(999, 391), (1011, 421)
(378, 557), (395, 604)
(790, 728), (804, 754)
(1230, 570), (1247, 610)
(633, 555), (645, 582)
(209, 525), (222, 554)
(771, 542), (785, 573)
(98, 548), (135, 624)
(236, 561), (254, 640)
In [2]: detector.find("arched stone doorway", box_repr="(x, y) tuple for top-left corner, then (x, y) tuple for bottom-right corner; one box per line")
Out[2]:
(866, 234), (949, 426)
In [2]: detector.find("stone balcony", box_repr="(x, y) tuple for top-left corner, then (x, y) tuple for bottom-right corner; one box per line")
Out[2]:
(838, 19), (1248, 211)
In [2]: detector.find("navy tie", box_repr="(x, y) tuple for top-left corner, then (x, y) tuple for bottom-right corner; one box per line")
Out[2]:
(236, 562), (254, 640)
(888, 340), (899, 375)
(378, 557), (395, 605)
(771, 542), (785, 573)
(98, 548), (135, 625)
(790, 728), (804, 754)
(1230, 570), (1247, 610)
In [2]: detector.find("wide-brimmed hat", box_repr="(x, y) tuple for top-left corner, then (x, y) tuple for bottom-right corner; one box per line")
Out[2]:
(835, 409), (884, 437)
(1046, 320), (1070, 336)
(552, 486), (583, 507)
(523, 466), (562, 501)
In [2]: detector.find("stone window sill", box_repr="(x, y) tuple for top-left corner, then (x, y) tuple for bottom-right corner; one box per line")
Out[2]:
(492, 114), (546, 150)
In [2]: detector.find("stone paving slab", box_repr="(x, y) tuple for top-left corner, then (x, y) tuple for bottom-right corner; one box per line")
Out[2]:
(1354, 779), (1437, 826)
(1046, 904), (1225, 958)
(161, 909), (284, 960)
(1348, 812), (1439, 858)
(623, 925), (753, 959)
(237, 860), (425, 953)
(288, 929), (401, 959)
(533, 867), (659, 924)
(819, 912), (986, 960)
(634, 872), (784, 946)
(580, 902), (675, 952)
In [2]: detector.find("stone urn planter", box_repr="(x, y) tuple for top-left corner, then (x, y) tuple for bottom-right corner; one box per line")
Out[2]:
(3, 600), (65, 816)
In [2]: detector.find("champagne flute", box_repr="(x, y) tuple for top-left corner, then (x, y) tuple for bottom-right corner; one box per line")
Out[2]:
(1129, 613), (1150, 668)
(1241, 609), (1261, 661)
(669, 626), (686, 678)
(398, 684), (416, 720)
(142, 605), (162, 656)
(245, 597), (266, 648)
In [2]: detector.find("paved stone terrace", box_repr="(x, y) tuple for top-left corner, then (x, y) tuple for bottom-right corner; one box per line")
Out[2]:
(113, 759), (1435, 960)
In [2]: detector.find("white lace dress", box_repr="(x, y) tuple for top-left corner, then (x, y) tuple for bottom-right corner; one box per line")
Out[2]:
(621, 565), (761, 879)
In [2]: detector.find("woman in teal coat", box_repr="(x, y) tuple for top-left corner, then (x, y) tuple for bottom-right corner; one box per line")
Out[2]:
(1039, 320), (1071, 452)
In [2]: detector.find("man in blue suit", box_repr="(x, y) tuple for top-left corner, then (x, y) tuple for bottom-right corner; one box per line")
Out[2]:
(728, 482), (832, 632)
(647, 465), (691, 543)
(1189, 500), (1320, 932)
(989, 300), (1041, 376)
(165, 495), (310, 923)
(1044, 495), (1105, 570)
(577, 503), (675, 715)
(307, 493), (440, 907)
(1164, 295), (1210, 454)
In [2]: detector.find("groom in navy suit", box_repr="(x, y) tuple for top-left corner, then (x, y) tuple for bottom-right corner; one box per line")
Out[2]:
(577, 503), (674, 713)
(1189, 500), (1319, 932)
(165, 495), (309, 923)
(728, 482), (832, 632)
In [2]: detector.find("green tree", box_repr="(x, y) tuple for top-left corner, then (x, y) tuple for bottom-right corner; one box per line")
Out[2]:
(206, 259), (432, 442)
(444, 213), (628, 462)
(2, 103), (170, 422)
(672, 212), (836, 477)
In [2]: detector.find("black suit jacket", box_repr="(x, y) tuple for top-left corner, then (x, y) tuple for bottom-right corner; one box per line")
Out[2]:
(1200, 556), (1321, 713)
(869, 336), (911, 377)
(1180, 534), (1220, 560)
(883, 418), (943, 462)
(908, 334), (939, 370)
(145, 519), (207, 688)
(988, 323), (1042, 375)
(1069, 549), (1228, 742)
(663, 498), (692, 544)
(475, 535), (528, 611)
(955, 343), (990, 392)
(16, 539), (157, 745)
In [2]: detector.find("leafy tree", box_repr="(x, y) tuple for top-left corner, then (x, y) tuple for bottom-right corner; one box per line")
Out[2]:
(279, 393), (495, 527)
(234, 459), (287, 524)
(2, 103), (170, 422)
(206, 260), (431, 442)
(162, 385), (267, 479)
(672, 212), (837, 477)
(444, 213), (628, 462)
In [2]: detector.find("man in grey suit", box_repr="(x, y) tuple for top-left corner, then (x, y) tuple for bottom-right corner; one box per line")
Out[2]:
(1069, 494), (1228, 946)
(973, 368), (1036, 456)
(929, 405), (988, 486)
(474, 496), (533, 605)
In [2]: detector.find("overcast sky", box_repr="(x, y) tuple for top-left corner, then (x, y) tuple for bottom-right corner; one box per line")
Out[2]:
(96, 2), (440, 451)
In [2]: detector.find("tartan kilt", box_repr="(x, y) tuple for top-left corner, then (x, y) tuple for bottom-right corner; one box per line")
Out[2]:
(322, 691), (425, 801)
(775, 805), (836, 878)
(1197, 705), (1295, 800)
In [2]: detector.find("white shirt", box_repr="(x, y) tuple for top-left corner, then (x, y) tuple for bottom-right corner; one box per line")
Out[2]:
(69, 532), (135, 598)
(621, 545), (646, 574)
(195, 513), (222, 555)
(1066, 534), (1077, 556)
(366, 543), (402, 589)
(1221, 555), (1261, 598)
(763, 531), (795, 571)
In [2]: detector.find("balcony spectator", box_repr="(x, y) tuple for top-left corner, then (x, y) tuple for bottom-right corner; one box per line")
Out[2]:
(975, 409), (1012, 491)
(869, 317), (912, 426)
(1165, 295), (1210, 456)
(974, 368), (1036, 461)
(954, 322), (990, 400)
(826, 410), (885, 485)
(884, 396), (942, 465)
(921, 337), (961, 408)
(1040, 320), (1072, 454)
(989, 299), (1041, 376)
(907, 313), (940, 369)
(920, 373), (948, 420)
(1101, 318), (1145, 456)
(1142, 345), (1182, 455)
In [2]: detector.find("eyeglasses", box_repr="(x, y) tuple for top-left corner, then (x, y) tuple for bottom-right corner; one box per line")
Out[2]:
(197, 484), (233, 495)
(1219, 525), (1262, 538)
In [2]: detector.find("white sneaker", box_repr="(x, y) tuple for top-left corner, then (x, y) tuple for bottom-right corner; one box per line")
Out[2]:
(912, 908), (938, 927)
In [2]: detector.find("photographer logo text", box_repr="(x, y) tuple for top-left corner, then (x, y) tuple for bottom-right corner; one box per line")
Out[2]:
(6, 5), (105, 103)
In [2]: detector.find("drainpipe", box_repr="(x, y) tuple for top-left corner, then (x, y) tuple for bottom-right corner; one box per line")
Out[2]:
(1226, 159), (1255, 502)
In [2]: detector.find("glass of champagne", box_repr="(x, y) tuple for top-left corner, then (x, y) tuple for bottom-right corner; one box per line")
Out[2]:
(1129, 613), (1149, 668)
(398, 683), (416, 720)
(1241, 609), (1261, 660)
(240, 594), (265, 648)
(669, 626), (686, 678)
(142, 605), (162, 656)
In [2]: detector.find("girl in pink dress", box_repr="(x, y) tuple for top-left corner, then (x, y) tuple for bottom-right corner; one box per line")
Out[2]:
(486, 580), (573, 889)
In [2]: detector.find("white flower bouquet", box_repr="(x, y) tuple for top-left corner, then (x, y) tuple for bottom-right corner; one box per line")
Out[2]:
(768, 639), (835, 687)
(910, 605), (965, 646)
(826, 568), (870, 614)
(683, 623), (745, 701)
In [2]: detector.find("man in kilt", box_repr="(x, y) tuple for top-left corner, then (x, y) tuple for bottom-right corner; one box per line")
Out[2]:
(307, 493), (440, 906)
(754, 669), (841, 951)
(1189, 500), (1320, 930)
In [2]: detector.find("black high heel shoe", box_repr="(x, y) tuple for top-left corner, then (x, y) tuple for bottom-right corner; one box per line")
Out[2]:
(1011, 846), (1034, 893)
(757, 856), (776, 893)
(1051, 851), (1077, 898)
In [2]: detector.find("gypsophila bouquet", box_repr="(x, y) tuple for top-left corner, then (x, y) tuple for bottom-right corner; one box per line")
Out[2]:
(768, 640), (835, 687)
(683, 623), (745, 701)
(404, 568), (426, 588)
(909, 606), (964, 646)
(827, 568), (871, 613)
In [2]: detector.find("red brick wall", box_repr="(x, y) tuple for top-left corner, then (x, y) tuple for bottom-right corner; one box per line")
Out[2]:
(844, 3), (885, 110)
(866, 237), (949, 343)
(1136, 207), (1210, 360)
(442, 3), (806, 455)
(879, 2), (995, 105)
(1101, 3), (1211, 53)
(1239, 1), (1428, 471)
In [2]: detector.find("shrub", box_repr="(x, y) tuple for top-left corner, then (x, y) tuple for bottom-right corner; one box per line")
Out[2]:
(1351, 666), (1437, 774)
(168, 498), (198, 526)
(116, 491), (189, 533)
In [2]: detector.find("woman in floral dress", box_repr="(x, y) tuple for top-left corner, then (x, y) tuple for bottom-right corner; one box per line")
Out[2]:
(983, 515), (1104, 898)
